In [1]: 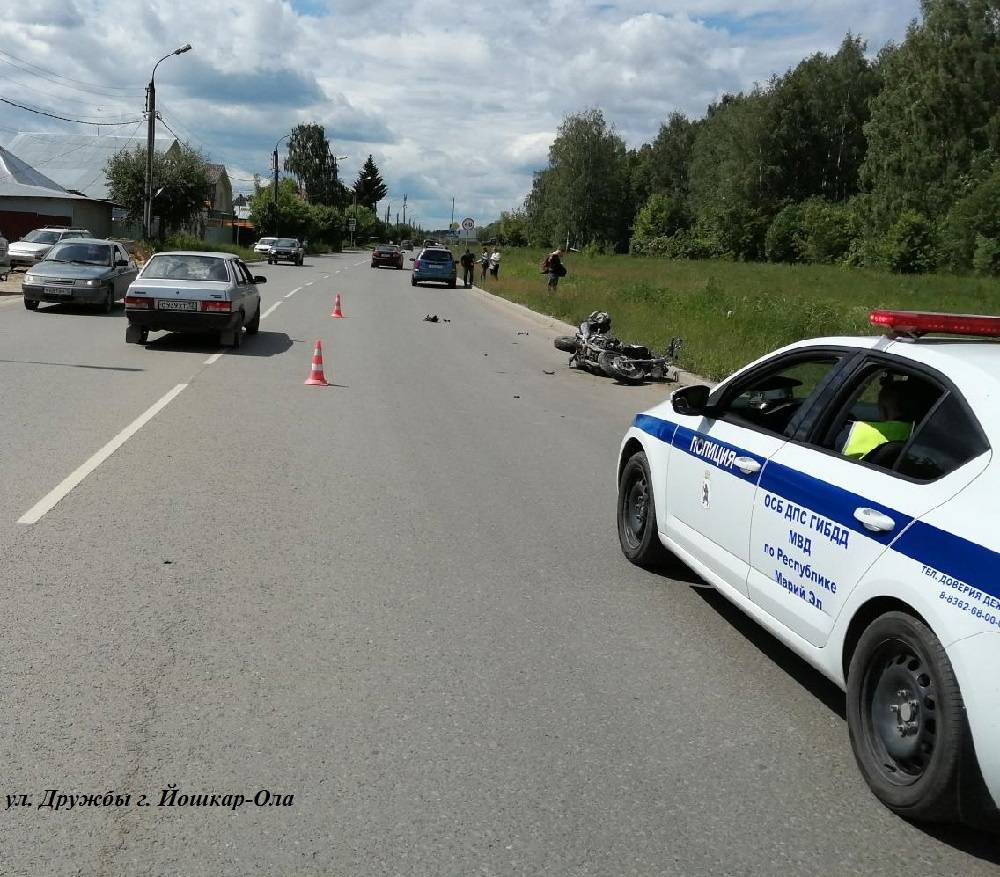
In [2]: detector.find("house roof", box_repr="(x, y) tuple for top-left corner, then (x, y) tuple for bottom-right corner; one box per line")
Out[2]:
(3, 132), (179, 200)
(205, 163), (228, 185)
(0, 145), (88, 200)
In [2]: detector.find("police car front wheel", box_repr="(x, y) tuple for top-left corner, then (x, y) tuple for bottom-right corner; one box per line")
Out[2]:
(617, 452), (668, 568)
(847, 611), (969, 823)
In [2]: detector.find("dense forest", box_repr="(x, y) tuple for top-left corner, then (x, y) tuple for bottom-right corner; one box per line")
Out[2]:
(482, 0), (1000, 275)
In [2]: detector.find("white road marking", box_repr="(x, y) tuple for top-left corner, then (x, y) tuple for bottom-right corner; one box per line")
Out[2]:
(304, 281), (313, 287)
(204, 352), (223, 365)
(261, 301), (282, 319)
(285, 287), (301, 298)
(18, 383), (188, 525)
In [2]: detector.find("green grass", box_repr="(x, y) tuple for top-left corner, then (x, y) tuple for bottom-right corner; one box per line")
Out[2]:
(459, 248), (1000, 379)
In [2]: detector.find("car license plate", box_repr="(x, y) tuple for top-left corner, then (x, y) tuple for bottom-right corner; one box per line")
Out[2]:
(45, 286), (73, 297)
(157, 299), (198, 311)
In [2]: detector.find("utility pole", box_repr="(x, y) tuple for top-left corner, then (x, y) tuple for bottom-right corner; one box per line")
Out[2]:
(143, 43), (191, 240)
(402, 194), (407, 228)
(385, 202), (390, 225)
(450, 197), (455, 228)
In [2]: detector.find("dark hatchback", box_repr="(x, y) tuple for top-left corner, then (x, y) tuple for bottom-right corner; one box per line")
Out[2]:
(371, 244), (404, 269)
(22, 239), (138, 312)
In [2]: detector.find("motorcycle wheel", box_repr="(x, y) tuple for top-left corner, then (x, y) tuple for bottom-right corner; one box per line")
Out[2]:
(599, 351), (648, 384)
(553, 335), (577, 353)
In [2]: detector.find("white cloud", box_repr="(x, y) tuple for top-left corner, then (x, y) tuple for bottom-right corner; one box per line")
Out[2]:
(0, 0), (920, 227)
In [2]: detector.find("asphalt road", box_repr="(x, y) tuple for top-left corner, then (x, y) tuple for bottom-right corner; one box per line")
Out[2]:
(0, 254), (997, 876)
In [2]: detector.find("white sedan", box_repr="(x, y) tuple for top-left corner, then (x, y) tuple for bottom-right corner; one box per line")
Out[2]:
(617, 309), (1000, 827)
(253, 237), (277, 255)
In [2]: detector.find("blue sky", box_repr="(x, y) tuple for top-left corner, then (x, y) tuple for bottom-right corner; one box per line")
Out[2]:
(0, 0), (920, 229)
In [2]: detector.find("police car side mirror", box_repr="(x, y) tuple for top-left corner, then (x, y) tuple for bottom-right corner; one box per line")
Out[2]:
(672, 384), (712, 416)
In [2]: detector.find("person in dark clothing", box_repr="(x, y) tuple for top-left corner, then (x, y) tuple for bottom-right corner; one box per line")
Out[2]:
(543, 248), (566, 292)
(459, 248), (476, 288)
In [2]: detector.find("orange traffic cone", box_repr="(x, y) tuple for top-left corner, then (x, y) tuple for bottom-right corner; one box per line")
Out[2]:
(331, 293), (344, 318)
(304, 340), (329, 386)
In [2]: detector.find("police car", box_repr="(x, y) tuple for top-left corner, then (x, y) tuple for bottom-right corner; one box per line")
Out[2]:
(616, 310), (1000, 826)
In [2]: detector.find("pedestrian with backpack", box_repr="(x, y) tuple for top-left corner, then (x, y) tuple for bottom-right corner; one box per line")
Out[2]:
(542, 248), (566, 293)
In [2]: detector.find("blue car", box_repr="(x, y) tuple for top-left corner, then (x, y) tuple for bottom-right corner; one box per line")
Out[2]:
(411, 247), (457, 288)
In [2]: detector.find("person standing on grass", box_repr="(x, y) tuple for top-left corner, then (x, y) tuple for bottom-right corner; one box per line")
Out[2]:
(480, 247), (490, 282)
(459, 247), (476, 288)
(489, 247), (501, 279)
(543, 248), (566, 293)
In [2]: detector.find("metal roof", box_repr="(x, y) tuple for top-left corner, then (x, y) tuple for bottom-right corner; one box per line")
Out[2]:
(3, 132), (178, 200)
(0, 145), (88, 200)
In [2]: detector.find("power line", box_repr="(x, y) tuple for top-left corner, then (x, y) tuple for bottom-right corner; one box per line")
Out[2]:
(0, 68), (137, 121)
(75, 119), (145, 195)
(0, 48), (143, 97)
(0, 97), (143, 127)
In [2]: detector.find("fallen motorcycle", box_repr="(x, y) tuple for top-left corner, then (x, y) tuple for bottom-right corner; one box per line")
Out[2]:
(554, 311), (682, 384)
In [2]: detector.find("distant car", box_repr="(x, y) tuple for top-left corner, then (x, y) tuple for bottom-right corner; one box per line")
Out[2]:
(371, 244), (404, 269)
(0, 230), (9, 280)
(411, 247), (457, 288)
(401, 239), (413, 251)
(9, 227), (93, 267)
(422, 238), (440, 248)
(253, 236), (277, 255)
(22, 239), (137, 312)
(268, 237), (304, 266)
(123, 251), (264, 348)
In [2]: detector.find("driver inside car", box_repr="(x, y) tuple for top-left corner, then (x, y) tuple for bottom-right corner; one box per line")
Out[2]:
(840, 380), (915, 460)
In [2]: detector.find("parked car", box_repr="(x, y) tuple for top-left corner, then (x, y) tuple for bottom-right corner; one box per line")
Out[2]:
(8, 227), (92, 267)
(616, 308), (1000, 827)
(22, 239), (137, 312)
(123, 251), (264, 348)
(253, 236), (278, 255)
(401, 239), (413, 251)
(268, 238), (304, 266)
(411, 247), (457, 288)
(0, 230), (9, 280)
(371, 244), (404, 269)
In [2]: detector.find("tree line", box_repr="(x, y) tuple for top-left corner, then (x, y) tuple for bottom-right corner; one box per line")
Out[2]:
(106, 120), (411, 246)
(484, 0), (1000, 275)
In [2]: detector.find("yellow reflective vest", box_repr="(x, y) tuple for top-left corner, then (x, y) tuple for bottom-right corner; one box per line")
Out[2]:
(842, 420), (913, 459)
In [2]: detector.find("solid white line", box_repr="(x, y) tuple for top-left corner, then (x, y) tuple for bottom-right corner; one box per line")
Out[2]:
(304, 281), (314, 287)
(285, 287), (301, 298)
(204, 352), (223, 365)
(261, 301), (282, 319)
(18, 383), (188, 525)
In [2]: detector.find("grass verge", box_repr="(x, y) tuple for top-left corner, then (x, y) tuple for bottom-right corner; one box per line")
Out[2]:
(460, 248), (1000, 379)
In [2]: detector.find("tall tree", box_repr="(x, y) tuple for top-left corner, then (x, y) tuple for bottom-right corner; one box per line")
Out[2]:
(106, 144), (210, 241)
(284, 123), (346, 207)
(861, 0), (1000, 226)
(539, 109), (631, 248)
(353, 155), (388, 211)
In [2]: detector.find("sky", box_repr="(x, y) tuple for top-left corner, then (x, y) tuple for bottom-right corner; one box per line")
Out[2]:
(0, 0), (920, 230)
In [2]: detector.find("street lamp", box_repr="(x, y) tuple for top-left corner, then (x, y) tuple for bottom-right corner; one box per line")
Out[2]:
(272, 133), (291, 207)
(143, 43), (192, 240)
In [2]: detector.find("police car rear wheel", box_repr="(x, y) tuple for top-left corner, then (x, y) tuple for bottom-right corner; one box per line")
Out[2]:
(617, 452), (667, 568)
(847, 611), (966, 822)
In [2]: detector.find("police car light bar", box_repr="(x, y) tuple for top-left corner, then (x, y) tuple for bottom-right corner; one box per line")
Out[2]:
(869, 309), (1000, 338)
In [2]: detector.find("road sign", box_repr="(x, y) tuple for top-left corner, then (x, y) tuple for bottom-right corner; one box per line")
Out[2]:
(461, 217), (475, 231)
(347, 218), (357, 229)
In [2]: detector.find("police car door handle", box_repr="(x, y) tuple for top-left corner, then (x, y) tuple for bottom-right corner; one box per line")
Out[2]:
(853, 508), (896, 533)
(733, 456), (761, 475)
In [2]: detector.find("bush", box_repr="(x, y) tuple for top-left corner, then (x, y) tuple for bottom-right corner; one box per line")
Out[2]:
(940, 166), (1000, 272)
(798, 198), (858, 264)
(629, 193), (689, 253)
(161, 234), (258, 263)
(884, 211), (938, 274)
(765, 205), (804, 263)
(973, 234), (1000, 276)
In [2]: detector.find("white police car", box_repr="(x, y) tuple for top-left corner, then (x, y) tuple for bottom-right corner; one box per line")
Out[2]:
(617, 310), (1000, 827)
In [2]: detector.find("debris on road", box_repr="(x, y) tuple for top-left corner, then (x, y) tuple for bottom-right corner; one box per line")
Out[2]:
(423, 315), (451, 323)
(543, 369), (555, 375)
(516, 331), (529, 336)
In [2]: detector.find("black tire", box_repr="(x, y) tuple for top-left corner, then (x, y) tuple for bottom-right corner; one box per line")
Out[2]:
(24, 298), (38, 311)
(101, 285), (115, 314)
(554, 335), (577, 353)
(617, 451), (668, 568)
(448, 280), (457, 288)
(411, 278), (418, 287)
(245, 303), (261, 335)
(847, 611), (969, 823)
(600, 351), (648, 384)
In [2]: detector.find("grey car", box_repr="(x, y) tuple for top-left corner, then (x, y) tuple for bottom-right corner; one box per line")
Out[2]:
(124, 251), (264, 348)
(22, 239), (138, 312)
(9, 227), (93, 267)
(268, 238), (304, 266)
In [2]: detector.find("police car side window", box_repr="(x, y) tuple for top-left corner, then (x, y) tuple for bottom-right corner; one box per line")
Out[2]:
(896, 393), (988, 480)
(718, 355), (843, 437)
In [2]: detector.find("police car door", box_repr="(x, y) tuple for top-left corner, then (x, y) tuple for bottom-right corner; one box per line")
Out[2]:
(747, 358), (991, 647)
(666, 351), (845, 592)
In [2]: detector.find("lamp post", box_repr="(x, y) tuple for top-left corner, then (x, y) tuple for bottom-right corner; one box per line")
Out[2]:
(144, 43), (191, 240)
(272, 133), (291, 208)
